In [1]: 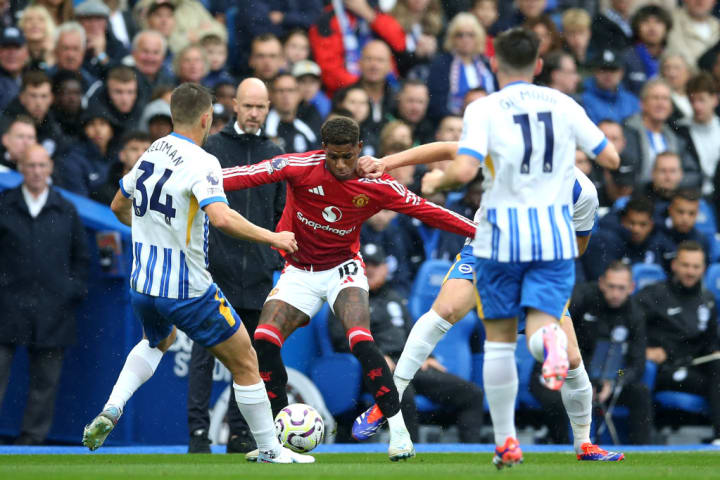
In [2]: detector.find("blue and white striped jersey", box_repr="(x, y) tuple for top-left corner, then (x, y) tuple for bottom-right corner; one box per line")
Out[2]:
(460, 82), (607, 262)
(468, 166), (598, 242)
(119, 133), (228, 299)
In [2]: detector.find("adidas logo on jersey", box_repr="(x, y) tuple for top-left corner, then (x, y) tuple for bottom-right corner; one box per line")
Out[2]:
(309, 186), (325, 196)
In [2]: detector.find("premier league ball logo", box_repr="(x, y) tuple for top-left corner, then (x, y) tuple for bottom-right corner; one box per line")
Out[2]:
(206, 171), (219, 185)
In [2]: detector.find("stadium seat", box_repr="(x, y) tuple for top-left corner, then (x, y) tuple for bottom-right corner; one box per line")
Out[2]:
(695, 200), (717, 240)
(408, 259), (453, 320)
(643, 360), (658, 390)
(309, 304), (363, 416)
(644, 360), (710, 416)
(710, 234), (720, 263)
(416, 224), (440, 260)
(471, 353), (484, 388)
(311, 304), (333, 356)
(631, 263), (667, 292)
(654, 391), (711, 416)
(704, 263), (720, 305)
(281, 318), (318, 376)
(310, 354), (362, 416)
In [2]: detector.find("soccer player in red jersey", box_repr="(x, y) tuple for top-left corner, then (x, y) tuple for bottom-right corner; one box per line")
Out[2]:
(222, 117), (476, 461)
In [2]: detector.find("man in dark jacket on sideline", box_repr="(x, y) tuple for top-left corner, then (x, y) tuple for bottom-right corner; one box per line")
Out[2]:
(0, 144), (89, 445)
(186, 77), (285, 454)
(637, 241), (720, 444)
(531, 261), (652, 445)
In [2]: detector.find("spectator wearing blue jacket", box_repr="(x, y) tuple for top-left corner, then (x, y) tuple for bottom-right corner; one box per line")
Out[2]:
(581, 49), (640, 124)
(581, 193), (675, 280)
(622, 5), (673, 96)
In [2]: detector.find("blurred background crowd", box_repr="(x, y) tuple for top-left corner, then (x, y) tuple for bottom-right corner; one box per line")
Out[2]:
(2, 0), (720, 449)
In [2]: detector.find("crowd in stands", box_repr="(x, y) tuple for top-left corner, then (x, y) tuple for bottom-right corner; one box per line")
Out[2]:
(2, 0), (720, 445)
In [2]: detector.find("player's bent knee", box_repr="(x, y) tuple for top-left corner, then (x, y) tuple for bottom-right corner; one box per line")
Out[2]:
(433, 280), (474, 324)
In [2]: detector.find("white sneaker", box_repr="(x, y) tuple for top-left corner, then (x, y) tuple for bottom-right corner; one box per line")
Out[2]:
(258, 446), (315, 463)
(245, 448), (259, 462)
(82, 406), (121, 451)
(388, 428), (415, 461)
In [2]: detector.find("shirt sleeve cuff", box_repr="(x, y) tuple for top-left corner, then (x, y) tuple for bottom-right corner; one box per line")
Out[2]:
(118, 179), (131, 198)
(199, 196), (228, 209)
(457, 147), (485, 162)
(576, 229), (592, 237)
(592, 137), (608, 156)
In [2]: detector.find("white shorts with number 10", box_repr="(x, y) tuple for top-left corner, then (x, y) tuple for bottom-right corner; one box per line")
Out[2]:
(265, 256), (369, 319)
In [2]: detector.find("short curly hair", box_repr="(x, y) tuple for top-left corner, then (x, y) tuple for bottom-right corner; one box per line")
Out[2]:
(321, 116), (360, 146)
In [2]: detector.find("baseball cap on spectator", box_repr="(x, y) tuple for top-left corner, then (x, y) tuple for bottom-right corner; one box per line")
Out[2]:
(74, 0), (111, 18)
(292, 60), (321, 79)
(592, 49), (623, 70)
(147, 0), (176, 16)
(611, 162), (635, 186)
(0, 27), (26, 47)
(361, 243), (386, 265)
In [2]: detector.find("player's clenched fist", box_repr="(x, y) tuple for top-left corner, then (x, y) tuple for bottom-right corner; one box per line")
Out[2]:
(271, 231), (298, 253)
(421, 168), (445, 196)
(356, 155), (385, 179)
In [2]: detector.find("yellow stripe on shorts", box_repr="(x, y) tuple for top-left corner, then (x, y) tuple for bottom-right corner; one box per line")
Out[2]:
(215, 288), (235, 327)
(442, 253), (463, 285)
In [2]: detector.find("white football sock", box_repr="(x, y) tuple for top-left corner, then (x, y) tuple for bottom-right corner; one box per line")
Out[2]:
(483, 341), (518, 446)
(561, 363), (593, 452)
(528, 324), (568, 363)
(387, 409), (409, 435)
(233, 381), (281, 453)
(105, 339), (163, 413)
(393, 310), (452, 400)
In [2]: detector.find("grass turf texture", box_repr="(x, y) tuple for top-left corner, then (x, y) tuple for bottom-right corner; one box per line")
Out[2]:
(1, 452), (719, 480)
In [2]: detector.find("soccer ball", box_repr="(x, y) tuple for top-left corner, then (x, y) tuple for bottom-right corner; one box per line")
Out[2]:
(274, 403), (324, 453)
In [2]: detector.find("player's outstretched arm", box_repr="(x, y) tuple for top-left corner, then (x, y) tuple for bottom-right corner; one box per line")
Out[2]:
(204, 201), (298, 253)
(593, 141), (620, 171)
(378, 177), (477, 238)
(357, 142), (459, 178)
(110, 189), (133, 226)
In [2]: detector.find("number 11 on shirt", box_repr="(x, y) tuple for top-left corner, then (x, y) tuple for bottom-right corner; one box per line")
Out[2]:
(513, 111), (554, 174)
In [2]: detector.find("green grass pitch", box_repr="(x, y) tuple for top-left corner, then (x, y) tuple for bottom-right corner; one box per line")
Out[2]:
(1, 452), (719, 480)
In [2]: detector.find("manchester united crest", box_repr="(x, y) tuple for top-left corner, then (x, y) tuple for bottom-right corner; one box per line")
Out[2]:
(352, 194), (369, 207)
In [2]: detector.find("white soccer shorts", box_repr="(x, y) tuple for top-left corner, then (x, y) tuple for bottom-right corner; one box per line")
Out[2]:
(265, 257), (369, 318)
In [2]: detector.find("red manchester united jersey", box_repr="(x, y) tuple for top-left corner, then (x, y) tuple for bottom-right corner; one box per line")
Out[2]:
(223, 150), (476, 269)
